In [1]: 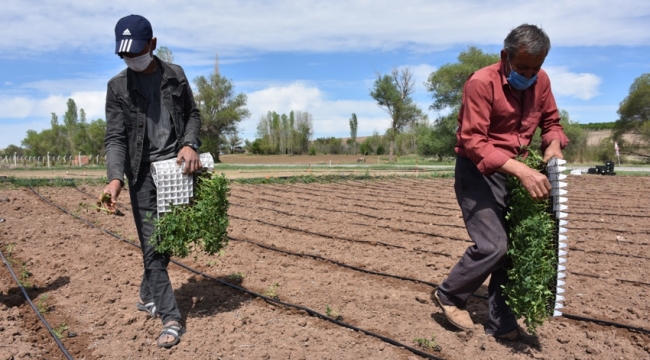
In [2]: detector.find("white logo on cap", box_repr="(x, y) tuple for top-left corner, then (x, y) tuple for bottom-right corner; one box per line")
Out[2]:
(122, 29), (132, 36)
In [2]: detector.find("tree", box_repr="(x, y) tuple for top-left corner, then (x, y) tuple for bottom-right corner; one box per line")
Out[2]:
(614, 73), (650, 141)
(194, 73), (250, 162)
(156, 46), (174, 63)
(226, 131), (243, 152)
(349, 113), (358, 155)
(426, 46), (500, 112)
(255, 110), (313, 154)
(62, 98), (79, 154)
(421, 47), (500, 158)
(370, 68), (426, 161)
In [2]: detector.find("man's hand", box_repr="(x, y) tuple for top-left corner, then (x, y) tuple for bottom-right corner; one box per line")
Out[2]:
(499, 158), (551, 201)
(99, 179), (122, 214)
(177, 146), (202, 175)
(543, 139), (563, 163)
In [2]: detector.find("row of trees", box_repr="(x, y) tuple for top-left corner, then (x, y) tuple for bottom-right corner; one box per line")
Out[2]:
(2, 98), (107, 158)
(248, 111), (314, 155)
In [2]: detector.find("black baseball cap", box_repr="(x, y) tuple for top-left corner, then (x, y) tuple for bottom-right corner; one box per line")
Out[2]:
(114, 15), (153, 54)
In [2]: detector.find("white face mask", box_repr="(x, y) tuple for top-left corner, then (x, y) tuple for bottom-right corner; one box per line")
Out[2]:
(124, 52), (153, 72)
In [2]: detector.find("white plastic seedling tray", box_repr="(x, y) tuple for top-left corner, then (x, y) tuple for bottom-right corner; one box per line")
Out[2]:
(547, 158), (568, 317)
(151, 153), (214, 213)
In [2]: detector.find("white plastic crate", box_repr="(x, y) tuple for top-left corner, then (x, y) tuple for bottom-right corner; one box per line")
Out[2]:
(151, 153), (215, 213)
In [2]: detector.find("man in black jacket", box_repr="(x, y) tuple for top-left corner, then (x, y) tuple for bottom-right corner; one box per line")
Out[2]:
(101, 14), (202, 348)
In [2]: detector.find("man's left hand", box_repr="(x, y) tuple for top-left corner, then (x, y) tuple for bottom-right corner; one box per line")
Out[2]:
(177, 146), (202, 175)
(543, 139), (563, 163)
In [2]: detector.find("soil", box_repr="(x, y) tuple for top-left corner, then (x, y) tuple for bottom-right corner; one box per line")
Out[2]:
(1, 175), (650, 359)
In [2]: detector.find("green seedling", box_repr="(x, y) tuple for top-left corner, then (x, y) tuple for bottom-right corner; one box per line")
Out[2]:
(5, 243), (15, 256)
(414, 333), (441, 352)
(325, 305), (343, 321)
(263, 283), (280, 299)
(227, 272), (244, 283)
(503, 149), (557, 334)
(18, 263), (31, 288)
(95, 192), (114, 215)
(52, 323), (68, 339)
(151, 173), (230, 258)
(36, 294), (50, 314)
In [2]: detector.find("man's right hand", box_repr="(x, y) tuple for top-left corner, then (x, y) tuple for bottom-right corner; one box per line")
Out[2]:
(499, 159), (551, 201)
(100, 179), (122, 214)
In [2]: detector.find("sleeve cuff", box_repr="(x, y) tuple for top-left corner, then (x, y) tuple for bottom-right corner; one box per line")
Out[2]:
(476, 150), (512, 175)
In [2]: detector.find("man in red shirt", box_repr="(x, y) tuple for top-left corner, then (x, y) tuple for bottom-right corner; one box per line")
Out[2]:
(434, 24), (568, 340)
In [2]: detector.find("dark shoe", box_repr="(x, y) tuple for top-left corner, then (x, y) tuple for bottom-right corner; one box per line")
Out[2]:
(433, 291), (474, 330)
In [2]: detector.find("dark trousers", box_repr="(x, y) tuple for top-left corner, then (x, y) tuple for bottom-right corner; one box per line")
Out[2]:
(438, 156), (517, 335)
(129, 165), (181, 324)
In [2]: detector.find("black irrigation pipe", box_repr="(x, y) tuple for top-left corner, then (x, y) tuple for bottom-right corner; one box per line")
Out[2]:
(228, 235), (480, 297)
(231, 199), (466, 236)
(0, 250), (74, 360)
(568, 247), (650, 261)
(229, 214), (469, 254)
(66, 183), (650, 337)
(229, 218), (650, 335)
(287, 182), (460, 208)
(261, 184), (461, 212)
(561, 314), (650, 335)
(235, 191), (458, 220)
(30, 186), (445, 360)
(569, 271), (650, 287)
(569, 211), (650, 219)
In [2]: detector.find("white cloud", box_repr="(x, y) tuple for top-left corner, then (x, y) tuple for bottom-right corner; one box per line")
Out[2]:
(243, 82), (391, 140)
(545, 66), (601, 100)
(1, 0), (649, 59)
(0, 91), (106, 121)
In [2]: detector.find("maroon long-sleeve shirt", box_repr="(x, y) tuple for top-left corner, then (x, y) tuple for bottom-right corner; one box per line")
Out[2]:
(455, 60), (569, 175)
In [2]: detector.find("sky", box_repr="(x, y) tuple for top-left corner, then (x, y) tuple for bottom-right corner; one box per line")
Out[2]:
(1, 0), (650, 151)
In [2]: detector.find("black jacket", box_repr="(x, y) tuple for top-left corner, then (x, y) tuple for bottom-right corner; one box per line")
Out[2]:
(104, 56), (201, 184)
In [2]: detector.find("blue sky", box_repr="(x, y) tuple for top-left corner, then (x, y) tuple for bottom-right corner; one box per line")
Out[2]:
(2, 0), (650, 151)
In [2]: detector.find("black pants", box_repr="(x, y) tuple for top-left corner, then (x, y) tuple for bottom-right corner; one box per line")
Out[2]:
(129, 164), (181, 324)
(437, 156), (517, 335)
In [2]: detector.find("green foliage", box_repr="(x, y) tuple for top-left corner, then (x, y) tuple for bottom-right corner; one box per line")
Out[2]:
(255, 111), (313, 155)
(414, 333), (441, 352)
(349, 113), (358, 154)
(194, 73), (250, 162)
(36, 294), (50, 314)
(359, 131), (388, 155)
(156, 46), (174, 63)
(579, 122), (616, 131)
(615, 73), (650, 141)
(416, 112), (458, 160)
(426, 46), (500, 111)
(19, 99), (106, 158)
(263, 283), (280, 299)
(152, 173), (230, 258)
(325, 304), (342, 320)
(312, 137), (343, 154)
(52, 323), (68, 339)
(503, 150), (557, 333)
(419, 47), (499, 159)
(19, 263), (32, 288)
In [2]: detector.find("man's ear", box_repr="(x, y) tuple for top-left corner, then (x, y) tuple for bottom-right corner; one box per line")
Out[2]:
(150, 37), (157, 53)
(500, 49), (508, 63)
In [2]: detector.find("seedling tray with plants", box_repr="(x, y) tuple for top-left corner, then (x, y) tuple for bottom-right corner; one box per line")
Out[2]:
(503, 151), (568, 333)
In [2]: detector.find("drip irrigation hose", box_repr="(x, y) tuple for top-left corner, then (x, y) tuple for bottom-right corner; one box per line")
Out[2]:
(230, 214), (471, 246)
(569, 271), (650, 287)
(66, 183), (650, 338)
(29, 186), (445, 360)
(227, 235), (485, 298)
(231, 193), (465, 227)
(0, 250), (74, 360)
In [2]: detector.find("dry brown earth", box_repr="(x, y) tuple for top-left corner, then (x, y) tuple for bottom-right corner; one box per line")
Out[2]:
(1, 175), (650, 359)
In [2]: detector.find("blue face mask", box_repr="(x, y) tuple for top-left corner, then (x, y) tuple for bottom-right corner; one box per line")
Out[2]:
(507, 60), (538, 91)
